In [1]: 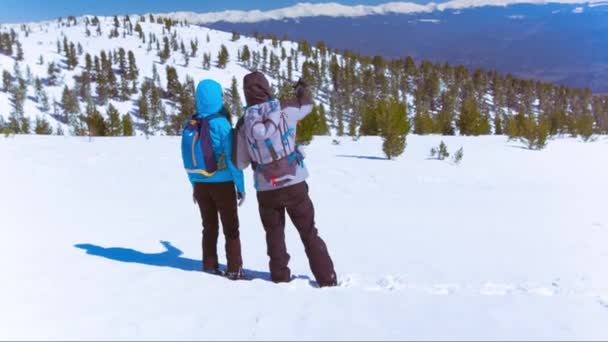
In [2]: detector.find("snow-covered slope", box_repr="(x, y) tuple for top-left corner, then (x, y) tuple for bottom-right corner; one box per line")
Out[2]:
(1, 134), (608, 339)
(0, 16), (303, 135)
(162, 0), (606, 24)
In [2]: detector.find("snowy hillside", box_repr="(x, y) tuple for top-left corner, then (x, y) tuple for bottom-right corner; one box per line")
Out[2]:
(0, 15), (305, 135)
(2, 14), (607, 140)
(1, 134), (608, 339)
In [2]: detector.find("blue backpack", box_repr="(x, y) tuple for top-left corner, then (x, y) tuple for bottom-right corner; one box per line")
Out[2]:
(181, 114), (224, 177)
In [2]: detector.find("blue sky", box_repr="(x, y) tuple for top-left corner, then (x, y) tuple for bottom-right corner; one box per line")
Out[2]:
(0, 0), (434, 23)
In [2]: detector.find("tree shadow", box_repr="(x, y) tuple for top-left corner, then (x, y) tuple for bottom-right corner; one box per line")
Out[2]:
(74, 240), (282, 282)
(505, 144), (536, 151)
(336, 154), (387, 160)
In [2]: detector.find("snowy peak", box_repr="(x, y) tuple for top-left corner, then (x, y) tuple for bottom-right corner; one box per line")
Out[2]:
(162, 0), (602, 24)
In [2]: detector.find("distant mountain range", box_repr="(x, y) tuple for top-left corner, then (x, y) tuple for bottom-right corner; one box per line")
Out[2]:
(164, 1), (608, 92)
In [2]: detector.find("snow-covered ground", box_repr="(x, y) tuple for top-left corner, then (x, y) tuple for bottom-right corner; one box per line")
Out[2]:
(1, 134), (608, 340)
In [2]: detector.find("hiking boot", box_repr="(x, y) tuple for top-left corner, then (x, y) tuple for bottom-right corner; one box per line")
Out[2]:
(318, 273), (338, 288)
(203, 267), (224, 276)
(225, 268), (246, 281)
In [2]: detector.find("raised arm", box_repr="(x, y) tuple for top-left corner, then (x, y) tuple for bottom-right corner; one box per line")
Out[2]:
(280, 80), (314, 122)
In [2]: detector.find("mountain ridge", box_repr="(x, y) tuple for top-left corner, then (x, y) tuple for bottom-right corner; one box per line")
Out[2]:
(159, 0), (606, 24)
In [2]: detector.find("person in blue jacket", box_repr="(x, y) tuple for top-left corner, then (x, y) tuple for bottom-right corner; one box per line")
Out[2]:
(189, 79), (246, 280)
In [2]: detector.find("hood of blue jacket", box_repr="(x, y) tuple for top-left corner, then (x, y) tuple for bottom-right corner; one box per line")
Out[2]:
(196, 79), (223, 117)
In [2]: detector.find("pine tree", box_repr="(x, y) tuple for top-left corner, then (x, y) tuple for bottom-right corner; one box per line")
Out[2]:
(159, 36), (170, 63)
(138, 91), (151, 136)
(34, 116), (53, 135)
(121, 114), (134, 136)
(40, 90), (50, 112)
(360, 102), (380, 135)
(16, 40), (24, 61)
(458, 97), (483, 136)
(175, 81), (196, 134)
(118, 48), (127, 75)
(47, 62), (59, 86)
(202, 53), (211, 70)
(518, 114), (550, 150)
(217, 45), (229, 68)
(9, 79), (27, 118)
(315, 104), (329, 136)
(2, 70), (12, 91)
(67, 42), (78, 69)
(453, 147), (464, 164)
(190, 39), (198, 57)
(225, 77), (243, 117)
(378, 99), (410, 160)
(413, 108), (434, 135)
(576, 114), (594, 142)
(240, 45), (251, 66)
(20, 117), (31, 134)
(61, 85), (80, 124)
(432, 141), (449, 160)
(135, 23), (143, 39)
(119, 74), (130, 101)
(63, 36), (69, 56)
(437, 90), (456, 135)
(165, 66), (181, 100)
(86, 101), (106, 136)
(494, 112), (504, 135)
(34, 77), (43, 101)
(127, 51), (139, 93)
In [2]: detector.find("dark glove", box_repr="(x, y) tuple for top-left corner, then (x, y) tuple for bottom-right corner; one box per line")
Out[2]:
(294, 79), (310, 104)
(237, 192), (246, 207)
(293, 78), (308, 90)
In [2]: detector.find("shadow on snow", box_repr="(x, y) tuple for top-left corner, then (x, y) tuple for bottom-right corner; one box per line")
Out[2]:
(335, 154), (388, 160)
(74, 240), (284, 283)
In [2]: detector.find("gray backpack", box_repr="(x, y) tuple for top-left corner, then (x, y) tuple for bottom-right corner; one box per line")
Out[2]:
(242, 99), (303, 187)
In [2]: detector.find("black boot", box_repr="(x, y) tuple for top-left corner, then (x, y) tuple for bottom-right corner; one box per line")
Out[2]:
(225, 267), (246, 281)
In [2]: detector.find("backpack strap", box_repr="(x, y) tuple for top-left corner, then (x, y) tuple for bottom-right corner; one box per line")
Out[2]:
(204, 113), (224, 122)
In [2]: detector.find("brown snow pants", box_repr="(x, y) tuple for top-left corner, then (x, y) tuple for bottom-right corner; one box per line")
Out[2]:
(257, 182), (337, 287)
(193, 182), (242, 273)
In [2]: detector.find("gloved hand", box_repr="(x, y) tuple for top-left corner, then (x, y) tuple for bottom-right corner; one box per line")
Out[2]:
(237, 192), (246, 207)
(294, 78), (310, 105)
(293, 78), (307, 88)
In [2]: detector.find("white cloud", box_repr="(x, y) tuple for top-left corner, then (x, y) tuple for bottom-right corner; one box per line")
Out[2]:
(508, 14), (526, 18)
(161, 0), (602, 24)
(572, 6), (585, 12)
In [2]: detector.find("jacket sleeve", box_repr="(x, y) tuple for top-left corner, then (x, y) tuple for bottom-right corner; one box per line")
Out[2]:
(233, 117), (252, 171)
(219, 120), (245, 193)
(280, 84), (314, 123)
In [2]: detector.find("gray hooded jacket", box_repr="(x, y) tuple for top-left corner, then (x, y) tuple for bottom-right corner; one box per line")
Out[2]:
(234, 72), (313, 192)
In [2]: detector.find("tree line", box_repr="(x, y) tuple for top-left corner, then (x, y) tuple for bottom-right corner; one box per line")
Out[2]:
(1, 14), (606, 152)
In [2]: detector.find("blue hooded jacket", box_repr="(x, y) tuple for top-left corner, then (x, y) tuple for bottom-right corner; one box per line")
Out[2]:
(188, 79), (244, 193)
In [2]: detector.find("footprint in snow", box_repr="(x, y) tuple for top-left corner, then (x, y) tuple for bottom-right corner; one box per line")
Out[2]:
(524, 287), (556, 297)
(599, 297), (608, 309)
(480, 283), (515, 296)
(338, 274), (360, 288)
(426, 284), (459, 295)
(375, 276), (411, 291)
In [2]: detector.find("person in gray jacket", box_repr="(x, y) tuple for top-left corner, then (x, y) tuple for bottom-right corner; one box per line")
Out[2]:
(233, 71), (337, 287)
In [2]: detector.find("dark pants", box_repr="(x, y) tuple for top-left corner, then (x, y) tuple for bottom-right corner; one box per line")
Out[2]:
(257, 182), (336, 286)
(193, 182), (242, 273)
